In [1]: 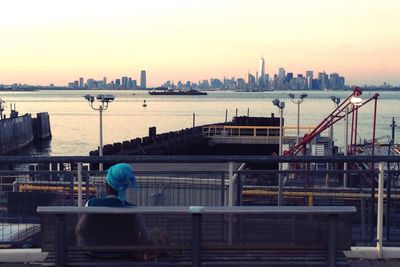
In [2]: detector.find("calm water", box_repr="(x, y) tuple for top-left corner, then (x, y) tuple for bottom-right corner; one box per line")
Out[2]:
(1, 90), (399, 156)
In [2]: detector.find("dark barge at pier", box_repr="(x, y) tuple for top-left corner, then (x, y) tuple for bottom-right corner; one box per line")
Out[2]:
(148, 88), (207, 95)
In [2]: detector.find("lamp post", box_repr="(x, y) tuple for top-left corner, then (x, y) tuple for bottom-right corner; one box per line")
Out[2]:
(84, 94), (115, 171)
(329, 96), (341, 144)
(288, 93), (307, 144)
(346, 95), (363, 188)
(272, 98), (285, 206)
(329, 96), (341, 155)
(327, 96), (341, 186)
(0, 99), (5, 120)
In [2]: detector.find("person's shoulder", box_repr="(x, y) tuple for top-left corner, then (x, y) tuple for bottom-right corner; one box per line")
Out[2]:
(86, 197), (98, 206)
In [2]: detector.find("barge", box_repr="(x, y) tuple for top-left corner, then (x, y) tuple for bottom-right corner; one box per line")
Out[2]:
(148, 89), (207, 95)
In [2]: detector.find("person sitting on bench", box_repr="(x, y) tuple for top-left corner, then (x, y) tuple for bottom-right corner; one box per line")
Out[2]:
(76, 163), (151, 257)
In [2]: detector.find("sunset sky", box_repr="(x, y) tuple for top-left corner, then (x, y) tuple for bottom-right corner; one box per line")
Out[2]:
(0, 0), (399, 86)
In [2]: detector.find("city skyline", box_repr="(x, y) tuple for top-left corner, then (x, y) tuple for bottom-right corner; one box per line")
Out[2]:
(0, 0), (399, 86)
(64, 63), (348, 91)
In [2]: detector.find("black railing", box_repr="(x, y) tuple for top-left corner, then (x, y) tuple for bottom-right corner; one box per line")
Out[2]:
(0, 155), (399, 246)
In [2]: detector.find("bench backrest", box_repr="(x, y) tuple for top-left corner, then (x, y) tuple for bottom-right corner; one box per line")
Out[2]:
(38, 206), (355, 253)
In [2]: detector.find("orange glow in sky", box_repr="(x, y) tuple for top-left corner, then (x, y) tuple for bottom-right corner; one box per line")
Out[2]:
(0, 0), (399, 86)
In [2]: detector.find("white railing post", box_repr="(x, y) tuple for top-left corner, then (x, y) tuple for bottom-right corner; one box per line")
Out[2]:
(377, 162), (384, 259)
(77, 162), (83, 207)
(228, 162), (234, 206)
(343, 107), (349, 188)
(12, 180), (18, 192)
(227, 162), (246, 245)
(227, 162), (234, 246)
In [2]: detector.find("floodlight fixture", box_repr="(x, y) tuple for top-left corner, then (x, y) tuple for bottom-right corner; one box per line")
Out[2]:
(350, 96), (363, 106)
(83, 94), (116, 171)
(330, 96), (341, 107)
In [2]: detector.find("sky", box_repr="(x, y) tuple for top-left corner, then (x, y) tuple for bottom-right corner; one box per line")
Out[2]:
(0, 0), (399, 86)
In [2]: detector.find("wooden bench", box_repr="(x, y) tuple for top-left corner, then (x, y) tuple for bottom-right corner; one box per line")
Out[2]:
(37, 206), (356, 267)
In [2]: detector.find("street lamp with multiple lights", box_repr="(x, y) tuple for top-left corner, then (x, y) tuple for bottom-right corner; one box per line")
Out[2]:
(288, 93), (307, 144)
(272, 98), (285, 206)
(84, 94), (115, 171)
(329, 95), (363, 188)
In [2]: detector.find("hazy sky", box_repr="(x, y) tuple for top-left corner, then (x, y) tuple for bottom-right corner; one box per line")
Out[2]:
(0, 0), (399, 86)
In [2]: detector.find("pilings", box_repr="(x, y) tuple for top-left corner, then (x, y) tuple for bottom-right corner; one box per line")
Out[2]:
(0, 112), (52, 155)
(32, 112), (52, 142)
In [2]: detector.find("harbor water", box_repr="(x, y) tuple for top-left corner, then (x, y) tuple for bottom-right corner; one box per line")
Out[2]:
(1, 89), (398, 156)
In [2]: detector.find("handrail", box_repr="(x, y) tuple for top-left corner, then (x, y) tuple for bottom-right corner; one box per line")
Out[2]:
(202, 125), (317, 140)
(203, 125), (315, 130)
(37, 205), (356, 215)
(0, 155), (399, 163)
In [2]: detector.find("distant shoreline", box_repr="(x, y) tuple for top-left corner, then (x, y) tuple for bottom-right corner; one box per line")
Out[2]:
(1, 86), (399, 92)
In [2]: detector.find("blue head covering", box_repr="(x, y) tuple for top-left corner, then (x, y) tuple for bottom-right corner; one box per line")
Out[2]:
(106, 163), (137, 202)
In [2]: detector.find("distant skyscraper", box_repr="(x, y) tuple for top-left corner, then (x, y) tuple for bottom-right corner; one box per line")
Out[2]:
(79, 77), (84, 88)
(121, 76), (128, 89)
(264, 74), (270, 89)
(306, 71), (313, 90)
(132, 80), (137, 88)
(318, 71), (329, 89)
(247, 72), (256, 84)
(259, 56), (265, 89)
(286, 72), (293, 83)
(115, 79), (121, 88)
(278, 68), (285, 80)
(87, 78), (94, 89)
(140, 70), (147, 89)
(306, 71), (313, 79)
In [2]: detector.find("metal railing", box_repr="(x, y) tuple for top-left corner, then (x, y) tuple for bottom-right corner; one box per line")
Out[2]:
(0, 155), (399, 251)
(202, 125), (319, 144)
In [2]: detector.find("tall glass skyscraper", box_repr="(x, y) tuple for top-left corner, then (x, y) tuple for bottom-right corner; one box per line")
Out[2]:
(259, 56), (265, 89)
(140, 70), (146, 89)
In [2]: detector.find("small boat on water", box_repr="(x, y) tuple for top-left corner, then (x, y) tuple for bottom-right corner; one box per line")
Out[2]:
(148, 89), (207, 96)
(143, 100), (147, 107)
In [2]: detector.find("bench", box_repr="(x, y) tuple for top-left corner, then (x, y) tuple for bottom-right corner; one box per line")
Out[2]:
(37, 205), (356, 267)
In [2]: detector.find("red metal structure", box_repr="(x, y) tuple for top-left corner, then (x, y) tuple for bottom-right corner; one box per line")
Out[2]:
(283, 87), (379, 156)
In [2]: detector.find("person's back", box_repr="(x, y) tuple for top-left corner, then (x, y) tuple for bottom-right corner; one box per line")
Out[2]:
(76, 197), (150, 247)
(75, 163), (151, 257)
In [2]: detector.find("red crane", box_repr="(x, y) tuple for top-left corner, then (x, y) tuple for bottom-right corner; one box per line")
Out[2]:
(283, 87), (379, 156)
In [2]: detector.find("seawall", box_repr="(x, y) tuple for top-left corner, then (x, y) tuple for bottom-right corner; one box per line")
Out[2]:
(0, 113), (52, 155)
